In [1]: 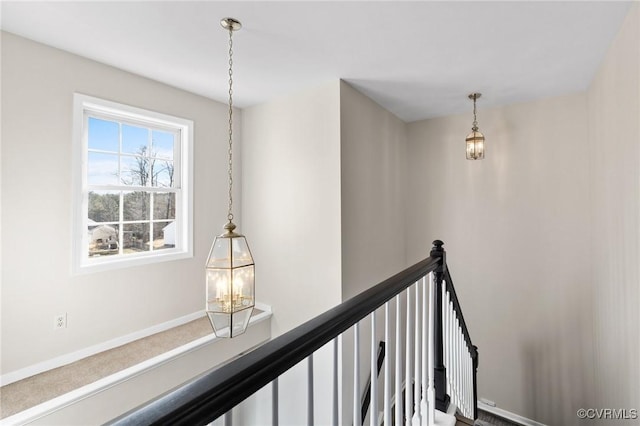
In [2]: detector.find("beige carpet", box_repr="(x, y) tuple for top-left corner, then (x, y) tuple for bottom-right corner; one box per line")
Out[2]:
(0, 316), (216, 419)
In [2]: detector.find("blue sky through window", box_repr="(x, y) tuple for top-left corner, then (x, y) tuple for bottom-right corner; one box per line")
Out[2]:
(88, 117), (118, 152)
(87, 116), (176, 187)
(152, 130), (174, 159)
(122, 124), (148, 154)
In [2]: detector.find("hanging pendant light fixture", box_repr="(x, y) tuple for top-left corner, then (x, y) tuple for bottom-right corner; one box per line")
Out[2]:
(206, 17), (255, 338)
(466, 93), (485, 160)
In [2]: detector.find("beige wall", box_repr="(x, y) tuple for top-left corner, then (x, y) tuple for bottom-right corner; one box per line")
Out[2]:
(406, 93), (593, 424)
(340, 81), (408, 299)
(339, 81), (409, 424)
(241, 80), (343, 337)
(240, 81), (342, 424)
(1, 33), (239, 375)
(588, 3), (640, 421)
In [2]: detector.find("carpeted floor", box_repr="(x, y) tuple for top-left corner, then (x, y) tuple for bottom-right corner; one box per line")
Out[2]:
(0, 316), (215, 419)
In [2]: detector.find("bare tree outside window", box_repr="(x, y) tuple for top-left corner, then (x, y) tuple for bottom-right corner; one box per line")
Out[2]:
(86, 117), (179, 258)
(76, 94), (192, 270)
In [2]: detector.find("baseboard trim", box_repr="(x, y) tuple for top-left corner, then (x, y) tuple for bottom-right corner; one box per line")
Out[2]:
(0, 310), (206, 386)
(0, 309), (272, 426)
(478, 400), (548, 426)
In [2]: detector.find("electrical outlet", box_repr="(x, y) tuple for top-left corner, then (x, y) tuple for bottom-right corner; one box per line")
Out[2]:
(54, 314), (67, 330)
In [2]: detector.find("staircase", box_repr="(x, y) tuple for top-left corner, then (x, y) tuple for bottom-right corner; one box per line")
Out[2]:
(109, 240), (478, 426)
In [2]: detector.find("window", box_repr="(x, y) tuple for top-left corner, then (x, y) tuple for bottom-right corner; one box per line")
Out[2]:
(73, 94), (193, 272)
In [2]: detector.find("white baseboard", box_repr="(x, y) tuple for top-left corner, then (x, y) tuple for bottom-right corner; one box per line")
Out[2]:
(478, 400), (548, 426)
(0, 310), (272, 426)
(0, 310), (206, 386)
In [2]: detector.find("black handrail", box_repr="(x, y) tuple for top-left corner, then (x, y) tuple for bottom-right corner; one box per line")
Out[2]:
(108, 254), (440, 426)
(443, 269), (475, 357)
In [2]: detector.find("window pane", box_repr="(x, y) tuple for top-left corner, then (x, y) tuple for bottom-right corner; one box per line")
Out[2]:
(123, 191), (150, 221)
(152, 130), (174, 160)
(88, 152), (119, 185)
(78, 95), (193, 268)
(153, 221), (174, 250)
(123, 223), (150, 253)
(122, 124), (148, 155)
(89, 224), (119, 257)
(154, 161), (174, 187)
(121, 155), (149, 186)
(154, 192), (176, 220)
(88, 117), (119, 152)
(88, 190), (120, 223)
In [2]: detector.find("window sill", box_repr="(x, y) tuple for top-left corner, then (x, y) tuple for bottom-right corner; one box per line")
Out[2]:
(74, 248), (193, 275)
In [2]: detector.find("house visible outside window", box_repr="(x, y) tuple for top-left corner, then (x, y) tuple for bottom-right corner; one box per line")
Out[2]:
(73, 94), (193, 273)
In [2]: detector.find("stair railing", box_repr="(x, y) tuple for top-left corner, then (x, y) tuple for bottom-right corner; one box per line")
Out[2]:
(108, 240), (478, 426)
(442, 268), (479, 420)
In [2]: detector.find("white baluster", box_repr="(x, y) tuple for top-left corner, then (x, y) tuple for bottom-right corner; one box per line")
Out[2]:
(468, 350), (472, 418)
(459, 337), (465, 416)
(464, 336), (468, 414)
(455, 319), (460, 408)
(370, 312), (378, 426)
(427, 273), (435, 425)
(224, 411), (233, 426)
(354, 323), (361, 426)
(465, 338), (469, 416)
(445, 292), (452, 396)
(468, 348), (472, 417)
(272, 378), (279, 426)
(449, 318), (454, 408)
(447, 294), (456, 396)
(332, 337), (340, 426)
(412, 282), (421, 426)
(456, 310), (462, 407)
(420, 277), (428, 424)
(445, 292), (458, 400)
(461, 336), (465, 411)
(395, 295), (403, 426)
(338, 335), (343, 426)
(384, 302), (391, 426)
(442, 290), (448, 396)
(308, 354), (314, 426)
(461, 328), (465, 411)
(405, 288), (413, 426)
(452, 326), (457, 409)
(464, 349), (469, 418)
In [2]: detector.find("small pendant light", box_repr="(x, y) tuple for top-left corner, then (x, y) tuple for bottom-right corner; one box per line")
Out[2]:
(466, 93), (485, 160)
(205, 18), (255, 338)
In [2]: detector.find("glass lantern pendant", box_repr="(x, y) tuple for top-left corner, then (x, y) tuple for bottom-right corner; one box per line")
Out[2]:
(206, 17), (254, 338)
(466, 129), (485, 160)
(206, 221), (255, 338)
(466, 93), (485, 160)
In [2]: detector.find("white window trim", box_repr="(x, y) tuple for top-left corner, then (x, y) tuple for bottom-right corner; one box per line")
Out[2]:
(72, 93), (194, 274)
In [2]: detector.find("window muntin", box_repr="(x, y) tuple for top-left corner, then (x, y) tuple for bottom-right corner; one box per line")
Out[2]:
(74, 94), (193, 272)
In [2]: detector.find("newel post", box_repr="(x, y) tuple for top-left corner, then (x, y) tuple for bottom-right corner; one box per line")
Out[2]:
(431, 240), (450, 412)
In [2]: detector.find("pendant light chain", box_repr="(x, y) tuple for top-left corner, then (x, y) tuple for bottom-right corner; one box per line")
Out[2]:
(227, 27), (234, 223)
(472, 96), (478, 131)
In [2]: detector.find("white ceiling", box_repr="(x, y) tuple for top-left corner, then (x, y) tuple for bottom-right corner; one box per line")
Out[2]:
(0, 1), (632, 122)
